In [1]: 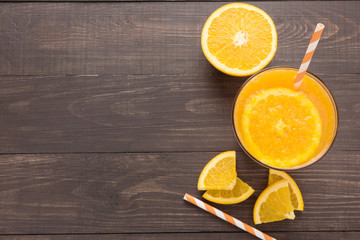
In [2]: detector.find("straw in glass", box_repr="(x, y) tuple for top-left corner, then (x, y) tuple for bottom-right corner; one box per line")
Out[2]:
(294, 23), (325, 88)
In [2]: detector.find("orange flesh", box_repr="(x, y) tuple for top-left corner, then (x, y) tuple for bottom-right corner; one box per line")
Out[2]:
(207, 7), (273, 70)
(233, 68), (337, 169)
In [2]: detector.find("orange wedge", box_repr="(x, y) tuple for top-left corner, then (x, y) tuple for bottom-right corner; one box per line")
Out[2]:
(268, 169), (304, 211)
(197, 151), (237, 190)
(203, 177), (254, 204)
(254, 179), (295, 224)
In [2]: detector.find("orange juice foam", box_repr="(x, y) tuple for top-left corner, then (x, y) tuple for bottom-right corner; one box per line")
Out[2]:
(233, 68), (337, 169)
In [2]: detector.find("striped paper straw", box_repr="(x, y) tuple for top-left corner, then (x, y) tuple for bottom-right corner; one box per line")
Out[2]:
(294, 23), (325, 88)
(183, 193), (276, 240)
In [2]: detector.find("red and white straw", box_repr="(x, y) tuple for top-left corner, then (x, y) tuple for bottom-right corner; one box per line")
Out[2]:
(183, 193), (276, 240)
(294, 23), (325, 88)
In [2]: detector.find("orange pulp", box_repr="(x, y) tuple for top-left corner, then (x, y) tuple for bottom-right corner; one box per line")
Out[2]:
(233, 68), (337, 169)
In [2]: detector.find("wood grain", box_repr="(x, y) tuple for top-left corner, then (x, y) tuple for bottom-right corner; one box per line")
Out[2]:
(1, 232), (360, 240)
(0, 151), (358, 234)
(0, 1), (359, 238)
(0, 2), (358, 76)
(0, 1), (358, 153)
(0, 73), (357, 153)
(1, 0), (352, 2)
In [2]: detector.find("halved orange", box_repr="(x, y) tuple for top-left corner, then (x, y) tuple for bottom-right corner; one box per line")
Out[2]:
(201, 3), (277, 76)
(241, 88), (322, 168)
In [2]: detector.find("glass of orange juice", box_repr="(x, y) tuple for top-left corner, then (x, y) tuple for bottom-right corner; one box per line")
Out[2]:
(232, 67), (338, 170)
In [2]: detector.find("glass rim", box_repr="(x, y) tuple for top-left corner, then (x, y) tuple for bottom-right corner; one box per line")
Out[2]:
(231, 66), (339, 171)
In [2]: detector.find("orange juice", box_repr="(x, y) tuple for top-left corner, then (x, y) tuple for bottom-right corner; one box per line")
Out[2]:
(232, 67), (337, 169)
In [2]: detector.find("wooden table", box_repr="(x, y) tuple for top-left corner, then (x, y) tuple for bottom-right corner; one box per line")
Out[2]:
(0, 1), (359, 239)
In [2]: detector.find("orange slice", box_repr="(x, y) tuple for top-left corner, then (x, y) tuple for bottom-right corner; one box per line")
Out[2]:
(197, 151), (237, 190)
(268, 169), (304, 211)
(253, 179), (295, 224)
(203, 177), (254, 204)
(241, 88), (322, 168)
(201, 3), (277, 76)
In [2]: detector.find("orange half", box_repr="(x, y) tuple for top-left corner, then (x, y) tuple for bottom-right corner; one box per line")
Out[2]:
(201, 3), (277, 76)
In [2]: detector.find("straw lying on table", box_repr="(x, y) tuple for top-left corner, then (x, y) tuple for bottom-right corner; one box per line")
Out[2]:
(183, 193), (276, 240)
(294, 23), (325, 88)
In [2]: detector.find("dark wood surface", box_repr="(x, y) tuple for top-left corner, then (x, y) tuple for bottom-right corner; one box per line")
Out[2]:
(0, 1), (359, 240)
(0, 2), (359, 153)
(0, 151), (359, 234)
(1, 232), (360, 240)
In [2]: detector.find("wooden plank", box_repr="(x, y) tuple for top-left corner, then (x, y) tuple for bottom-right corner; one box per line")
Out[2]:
(1, 232), (360, 240)
(0, 0), (350, 2)
(0, 73), (357, 153)
(0, 2), (358, 76)
(0, 151), (358, 234)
